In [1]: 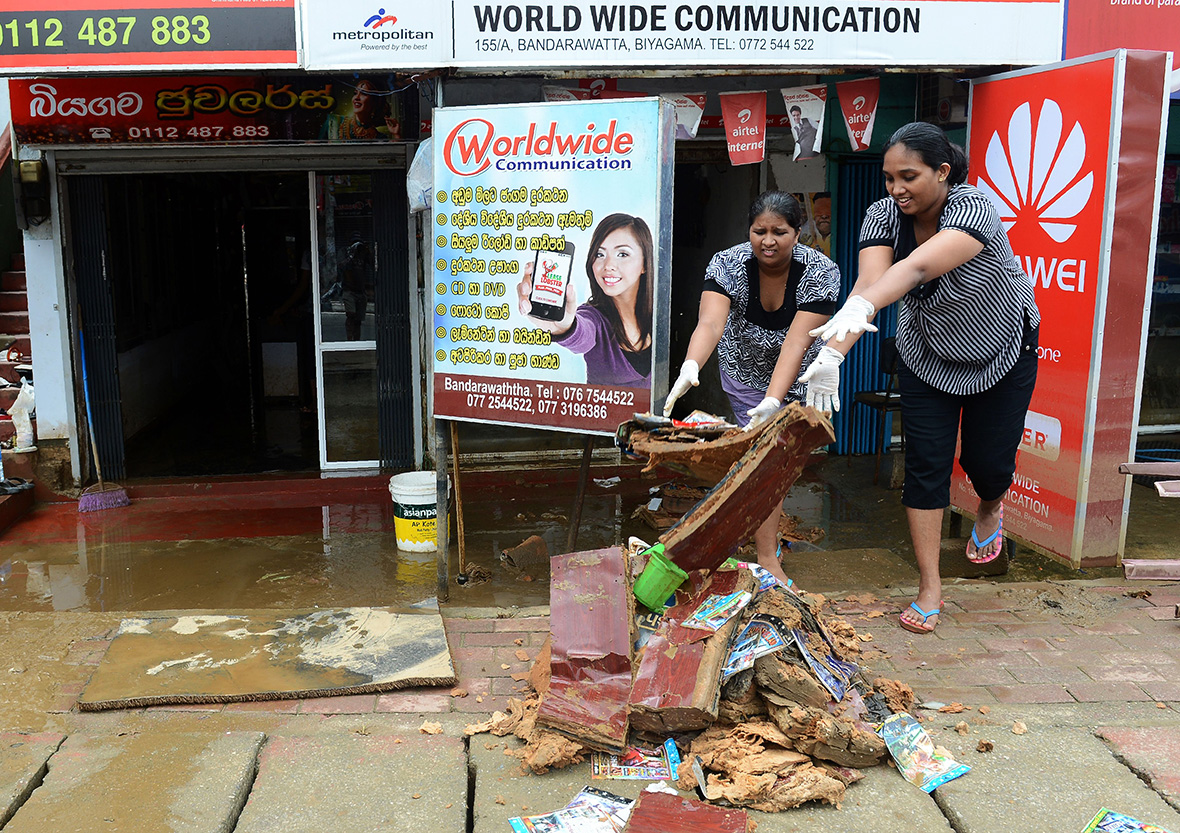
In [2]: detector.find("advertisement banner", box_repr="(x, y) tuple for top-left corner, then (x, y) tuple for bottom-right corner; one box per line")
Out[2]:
(781, 85), (826, 160)
(959, 51), (1170, 565)
(1063, 0), (1180, 93)
(718, 91), (766, 166)
(0, 0), (297, 73)
(10, 75), (413, 146)
(431, 98), (673, 434)
(302, 0), (452, 69)
(448, 0), (1062, 68)
(836, 77), (879, 151)
(543, 86), (705, 138)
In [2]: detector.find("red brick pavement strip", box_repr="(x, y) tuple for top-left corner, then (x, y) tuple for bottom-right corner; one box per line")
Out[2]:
(1067, 681), (1154, 702)
(987, 684), (1076, 704)
(1098, 727), (1180, 802)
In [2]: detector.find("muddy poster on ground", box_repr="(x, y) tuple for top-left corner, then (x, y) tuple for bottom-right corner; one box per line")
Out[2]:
(432, 98), (674, 434)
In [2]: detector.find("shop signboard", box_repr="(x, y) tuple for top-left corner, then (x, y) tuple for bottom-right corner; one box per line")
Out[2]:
(1063, 0), (1180, 94)
(302, 0), (451, 69)
(10, 75), (413, 146)
(449, 0), (1062, 68)
(954, 50), (1170, 567)
(431, 98), (674, 434)
(0, 0), (297, 73)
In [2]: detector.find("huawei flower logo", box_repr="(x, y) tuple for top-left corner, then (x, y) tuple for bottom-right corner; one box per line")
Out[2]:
(975, 99), (1093, 243)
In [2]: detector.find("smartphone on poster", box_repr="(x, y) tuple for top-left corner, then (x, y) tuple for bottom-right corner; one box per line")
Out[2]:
(527, 241), (576, 321)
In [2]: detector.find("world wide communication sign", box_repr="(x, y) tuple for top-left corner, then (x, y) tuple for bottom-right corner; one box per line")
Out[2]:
(431, 98), (674, 435)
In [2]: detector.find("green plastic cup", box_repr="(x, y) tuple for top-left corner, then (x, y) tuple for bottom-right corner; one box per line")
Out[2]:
(633, 544), (689, 612)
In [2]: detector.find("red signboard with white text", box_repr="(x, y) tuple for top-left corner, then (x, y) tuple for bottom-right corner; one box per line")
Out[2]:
(956, 51), (1171, 567)
(836, 77), (879, 151)
(718, 91), (767, 166)
(1064, 0), (1180, 93)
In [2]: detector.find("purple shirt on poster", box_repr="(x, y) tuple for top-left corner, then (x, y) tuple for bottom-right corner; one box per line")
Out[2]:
(553, 304), (651, 387)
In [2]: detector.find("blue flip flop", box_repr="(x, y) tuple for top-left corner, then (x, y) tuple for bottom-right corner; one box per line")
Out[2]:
(899, 601), (941, 634)
(967, 505), (1004, 564)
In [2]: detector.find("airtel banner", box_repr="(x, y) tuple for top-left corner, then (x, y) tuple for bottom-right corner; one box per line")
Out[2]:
(956, 51), (1170, 567)
(836, 77), (879, 151)
(718, 91), (767, 166)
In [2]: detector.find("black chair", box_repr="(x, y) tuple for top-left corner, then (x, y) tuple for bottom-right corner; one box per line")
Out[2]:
(849, 336), (904, 485)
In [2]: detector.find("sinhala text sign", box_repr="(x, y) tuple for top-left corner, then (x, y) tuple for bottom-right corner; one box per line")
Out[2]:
(955, 51), (1170, 566)
(0, 0), (297, 73)
(432, 98), (673, 435)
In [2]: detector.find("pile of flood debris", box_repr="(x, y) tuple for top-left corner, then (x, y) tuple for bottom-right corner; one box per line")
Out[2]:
(467, 404), (917, 812)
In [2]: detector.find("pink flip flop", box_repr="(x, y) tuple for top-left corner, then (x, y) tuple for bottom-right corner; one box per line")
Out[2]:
(967, 505), (1004, 564)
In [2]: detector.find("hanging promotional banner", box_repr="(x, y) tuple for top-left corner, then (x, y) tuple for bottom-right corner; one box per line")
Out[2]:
(448, 0), (1062, 68)
(0, 0), (297, 73)
(431, 98), (674, 435)
(957, 50), (1170, 567)
(9, 75), (415, 146)
(781, 85), (826, 160)
(718, 91), (766, 166)
(302, 0), (452, 69)
(543, 86), (705, 138)
(836, 77), (879, 151)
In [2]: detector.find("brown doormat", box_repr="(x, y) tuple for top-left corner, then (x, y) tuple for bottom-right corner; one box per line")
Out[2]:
(77, 607), (455, 711)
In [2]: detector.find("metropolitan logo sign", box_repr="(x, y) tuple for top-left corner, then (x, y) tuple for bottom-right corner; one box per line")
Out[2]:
(975, 100), (1094, 244)
(303, 0), (451, 69)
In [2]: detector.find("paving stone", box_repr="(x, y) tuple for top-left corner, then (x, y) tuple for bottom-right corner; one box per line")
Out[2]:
(443, 618), (496, 633)
(297, 694), (375, 714)
(0, 733), (65, 827)
(1067, 682), (1153, 702)
(223, 700), (300, 714)
(234, 732), (466, 833)
(374, 692), (452, 713)
(1083, 665), (1168, 684)
(933, 668), (1017, 687)
(979, 637), (1057, 652)
(1139, 681), (1180, 702)
(1006, 666), (1092, 685)
(494, 617), (550, 632)
(4, 732), (263, 833)
(934, 728), (1180, 832)
(1098, 726), (1180, 810)
(1066, 622), (1141, 636)
(986, 684), (1076, 704)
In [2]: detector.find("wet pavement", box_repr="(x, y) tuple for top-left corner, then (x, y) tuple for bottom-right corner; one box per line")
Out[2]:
(0, 454), (1177, 831)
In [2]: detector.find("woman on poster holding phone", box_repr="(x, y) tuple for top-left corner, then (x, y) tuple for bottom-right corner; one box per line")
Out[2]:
(662, 191), (840, 585)
(515, 213), (654, 387)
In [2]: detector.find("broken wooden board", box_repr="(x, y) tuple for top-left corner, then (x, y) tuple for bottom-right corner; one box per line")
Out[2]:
(620, 790), (748, 833)
(624, 424), (761, 484)
(660, 403), (834, 574)
(629, 569), (758, 736)
(536, 546), (632, 753)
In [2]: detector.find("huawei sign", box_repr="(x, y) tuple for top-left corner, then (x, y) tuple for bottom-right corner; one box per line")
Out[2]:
(975, 99), (1094, 244)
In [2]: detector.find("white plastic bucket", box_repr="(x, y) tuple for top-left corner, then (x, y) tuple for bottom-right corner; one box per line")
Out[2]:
(389, 471), (450, 552)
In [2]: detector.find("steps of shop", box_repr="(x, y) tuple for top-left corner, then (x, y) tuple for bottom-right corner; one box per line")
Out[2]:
(0, 268), (24, 292)
(0, 311), (27, 334)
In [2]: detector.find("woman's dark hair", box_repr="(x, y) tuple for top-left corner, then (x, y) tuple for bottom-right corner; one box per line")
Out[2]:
(353, 78), (392, 127)
(748, 191), (804, 231)
(884, 122), (969, 185)
(584, 213), (654, 352)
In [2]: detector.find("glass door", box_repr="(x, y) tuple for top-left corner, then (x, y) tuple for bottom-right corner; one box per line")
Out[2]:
(311, 171), (380, 469)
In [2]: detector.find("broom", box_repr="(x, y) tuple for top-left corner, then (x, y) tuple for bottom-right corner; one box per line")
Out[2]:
(78, 332), (130, 512)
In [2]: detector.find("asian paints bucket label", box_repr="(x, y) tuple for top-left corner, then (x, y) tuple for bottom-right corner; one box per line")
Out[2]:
(388, 471), (449, 552)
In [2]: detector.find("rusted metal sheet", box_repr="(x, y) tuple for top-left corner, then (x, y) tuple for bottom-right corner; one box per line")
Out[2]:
(629, 569), (758, 736)
(660, 404), (834, 574)
(621, 790), (748, 833)
(536, 546), (633, 752)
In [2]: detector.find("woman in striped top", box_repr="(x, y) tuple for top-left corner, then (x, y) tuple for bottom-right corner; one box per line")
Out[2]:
(805, 122), (1040, 634)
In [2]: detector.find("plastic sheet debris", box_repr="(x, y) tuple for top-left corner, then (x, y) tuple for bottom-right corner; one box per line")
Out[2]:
(1078, 808), (1175, 832)
(880, 713), (970, 792)
(591, 745), (672, 780)
(508, 785), (633, 833)
(682, 591), (753, 633)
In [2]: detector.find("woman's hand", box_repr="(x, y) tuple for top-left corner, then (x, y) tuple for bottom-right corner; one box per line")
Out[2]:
(744, 396), (781, 431)
(809, 296), (877, 343)
(662, 360), (700, 416)
(516, 261), (577, 335)
(799, 346), (845, 414)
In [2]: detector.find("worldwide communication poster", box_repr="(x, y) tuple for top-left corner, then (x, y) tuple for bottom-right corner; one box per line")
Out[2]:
(432, 98), (673, 434)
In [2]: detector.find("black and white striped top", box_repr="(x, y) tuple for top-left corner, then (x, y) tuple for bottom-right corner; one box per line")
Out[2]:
(702, 242), (840, 400)
(859, 184), (1040, 396)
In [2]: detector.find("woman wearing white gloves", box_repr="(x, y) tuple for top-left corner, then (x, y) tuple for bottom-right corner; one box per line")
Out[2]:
(663, 191), (840, 583)
(812, 122), (1039, 635)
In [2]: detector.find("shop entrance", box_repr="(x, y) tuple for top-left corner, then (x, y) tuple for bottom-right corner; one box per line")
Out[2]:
(67, 165), (416, 480)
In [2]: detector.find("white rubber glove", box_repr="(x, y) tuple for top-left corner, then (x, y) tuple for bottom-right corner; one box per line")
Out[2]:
(799, 346), (845, 414)
(744, 396), (781, 431)
(662, 359), (699, 417)
(808, 296), (877, 343)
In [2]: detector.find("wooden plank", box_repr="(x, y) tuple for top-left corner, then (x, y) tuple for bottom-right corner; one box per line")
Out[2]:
(536, 546), (633, 752)
(621, 790), (747, 833)
(660, 404), (834, 574)
(629, 569), (759, 736)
